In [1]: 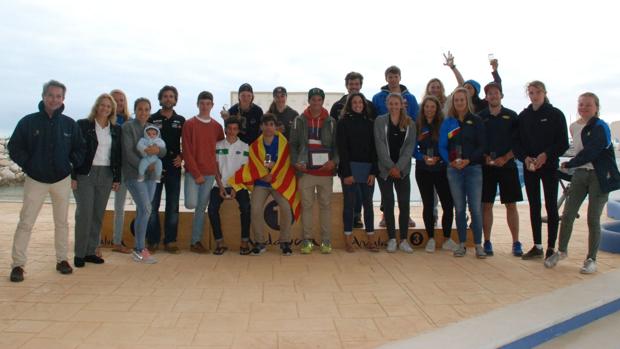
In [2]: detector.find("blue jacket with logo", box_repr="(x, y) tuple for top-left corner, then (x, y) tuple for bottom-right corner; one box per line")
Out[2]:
(565, 117), (620, 193)
(438, 113), (486, 165)
(8, 101), (85, 183)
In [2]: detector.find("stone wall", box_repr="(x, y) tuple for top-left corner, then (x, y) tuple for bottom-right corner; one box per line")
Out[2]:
(0, 138), (25, 185)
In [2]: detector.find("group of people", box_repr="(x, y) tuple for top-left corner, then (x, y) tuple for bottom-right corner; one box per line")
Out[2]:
(7, 55), (620, 283)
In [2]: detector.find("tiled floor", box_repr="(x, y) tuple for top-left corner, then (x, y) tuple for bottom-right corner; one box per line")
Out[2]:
(1, 202), (619, 348)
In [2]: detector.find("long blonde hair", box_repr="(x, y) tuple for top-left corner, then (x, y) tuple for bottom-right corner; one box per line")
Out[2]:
(422, 78), (447, 107)
(386, 93), (412, 129)
(110, 89), (130, 121)
(447, 88), (473, 118)
(87, 93), (117, 124)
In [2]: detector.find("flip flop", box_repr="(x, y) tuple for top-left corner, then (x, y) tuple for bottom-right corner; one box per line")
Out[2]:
(239, 246), (251, 255)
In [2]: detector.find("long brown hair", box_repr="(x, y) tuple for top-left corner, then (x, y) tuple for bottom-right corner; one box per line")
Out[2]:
(417, 95), (444, 142)
(386, 93), (412, 129)
(340, 92), (369, 119)
(526, 80), (550, 104)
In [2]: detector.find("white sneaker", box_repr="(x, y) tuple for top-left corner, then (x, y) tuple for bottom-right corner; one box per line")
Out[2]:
(386, 238), (397, 253)
(442, 238), (458, 251)
(132, 249), (157, 264)
(425, 238), (436, 253)
(544, 251), (567, 269)
(399, 241), (413, 254)
(580, 258), (597, 274)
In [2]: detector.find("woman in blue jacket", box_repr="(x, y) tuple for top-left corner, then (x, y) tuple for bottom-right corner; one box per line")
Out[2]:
(439, 88), (487, 258)
(545, 92), (620, 273)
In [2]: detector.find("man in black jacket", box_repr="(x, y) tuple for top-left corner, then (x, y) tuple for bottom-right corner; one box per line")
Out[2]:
(8, 80), (86, 282)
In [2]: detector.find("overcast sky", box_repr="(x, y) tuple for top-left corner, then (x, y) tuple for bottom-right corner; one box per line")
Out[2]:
(1, 0), (618, 137)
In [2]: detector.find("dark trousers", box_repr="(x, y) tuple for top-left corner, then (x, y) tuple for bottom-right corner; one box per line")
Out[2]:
(354, 186), (363, 220)
(524, 167), (559, 248)
(343, 181), (374, 233)
(416, 168), (454, 238)
(208, 187), (251, 241)
(146, 164), (181, 245)
(377, 175), (410, 240)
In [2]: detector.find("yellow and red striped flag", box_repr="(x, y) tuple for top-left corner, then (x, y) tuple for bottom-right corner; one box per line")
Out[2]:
(228, 132), (301, 220)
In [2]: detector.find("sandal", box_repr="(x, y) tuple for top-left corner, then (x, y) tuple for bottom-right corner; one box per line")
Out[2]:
(112, 244), (132, 254)
(366, 236), (380, 253)
(214, 245), (228, 255)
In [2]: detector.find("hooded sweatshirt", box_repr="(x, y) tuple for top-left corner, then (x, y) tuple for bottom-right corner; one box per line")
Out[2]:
(289, 107), (337, 176)
(372, 84), (419, 120)
(122, 121), (166, 181)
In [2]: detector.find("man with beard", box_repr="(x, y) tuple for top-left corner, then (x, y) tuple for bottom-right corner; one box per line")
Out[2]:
(147, 85), (185, 253)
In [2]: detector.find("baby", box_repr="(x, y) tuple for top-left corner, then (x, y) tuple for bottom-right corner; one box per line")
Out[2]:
(137, 125), (166, 183)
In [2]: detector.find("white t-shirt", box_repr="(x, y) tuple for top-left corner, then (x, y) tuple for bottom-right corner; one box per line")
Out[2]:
(216, 138), (249, 188)
(92, 121), (111, 166)
(570, 120), (594, 170)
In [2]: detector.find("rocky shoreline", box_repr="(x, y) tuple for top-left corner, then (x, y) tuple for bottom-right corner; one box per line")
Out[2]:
(0, 138), (25, 186)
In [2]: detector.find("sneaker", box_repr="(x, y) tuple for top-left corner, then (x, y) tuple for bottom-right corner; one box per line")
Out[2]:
(483, 240), (494, 256)
(74, 257), (85, 268)
(512, 241), (524, 257)
(544, 251), (567, 268)
(320, 241), (333, 254)
(453, 243), (466, 257)
(442, 238), (458, 251)
(580, 258), (597, 274)
(281, 243), (292, 256)
(379, 215), (386, 228)
(190, 241), (208, 254)
(353, 217), (364, 229)
(399, 240), (414, 254)
(475, 244), (487, 259)
(522, 246), (544, 260)
(56, 261), (73, 274)
(425, 238), (436, 253)
(251, 244), (267, 256)
(10, 266), (24, 282)
(545, 248), (555, 260)
(386, 238), (397, 253)
(408, 217), (416, 228)
(84, 255), (105, 264)
(300, 240), (313, 254)
(132, 249), (157, 264)
(164, 242), (180, 254)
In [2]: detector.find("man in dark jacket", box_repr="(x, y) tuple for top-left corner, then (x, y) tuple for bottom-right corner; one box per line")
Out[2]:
(8, 80), (86, 282)
(146, 85), (185, 253)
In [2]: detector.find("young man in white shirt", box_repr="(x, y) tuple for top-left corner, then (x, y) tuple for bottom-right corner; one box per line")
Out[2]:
(207, 117), (251, 255)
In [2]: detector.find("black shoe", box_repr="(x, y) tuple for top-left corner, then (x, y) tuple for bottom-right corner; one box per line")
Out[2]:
(74, 257), (85, 268)
(353, 217), (363, 229)
(56, 261), (73, 275)
(281, 243), (292, 256)
(84, 255), (105, 264)
(545, 248), (555, 260)
(10, 266), (24, 282)
(251, 244), (267, 256)
(521, 246), (544, 260)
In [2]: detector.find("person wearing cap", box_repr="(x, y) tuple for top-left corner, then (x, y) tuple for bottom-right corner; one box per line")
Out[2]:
(221, 83), (264, 145)
(146, 85), (185, 254)
(330, 72), (377, 230)
(182, 91), (225, 254)
(479, 82), (523, 257)
(443, 52), (502, 113)
(267, 86), (298, 139)
(290, 88), (338, 254)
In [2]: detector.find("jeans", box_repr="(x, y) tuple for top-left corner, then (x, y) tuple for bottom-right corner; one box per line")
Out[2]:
(208, 187), (251, 241)
(354, 186), (363, 220)
(112, 180), (128, 245)
(524, 167), (559, 248)
(558, 169), (608, 260)
(377, 175), (410, 240)
(147, 165), (181, 245)
(126, 178), (156, 252)
(342, 181), (374, 234)
(447, 165), (483, 244)
(184, 173), (215, 244)
(416, 167), (454, 238)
